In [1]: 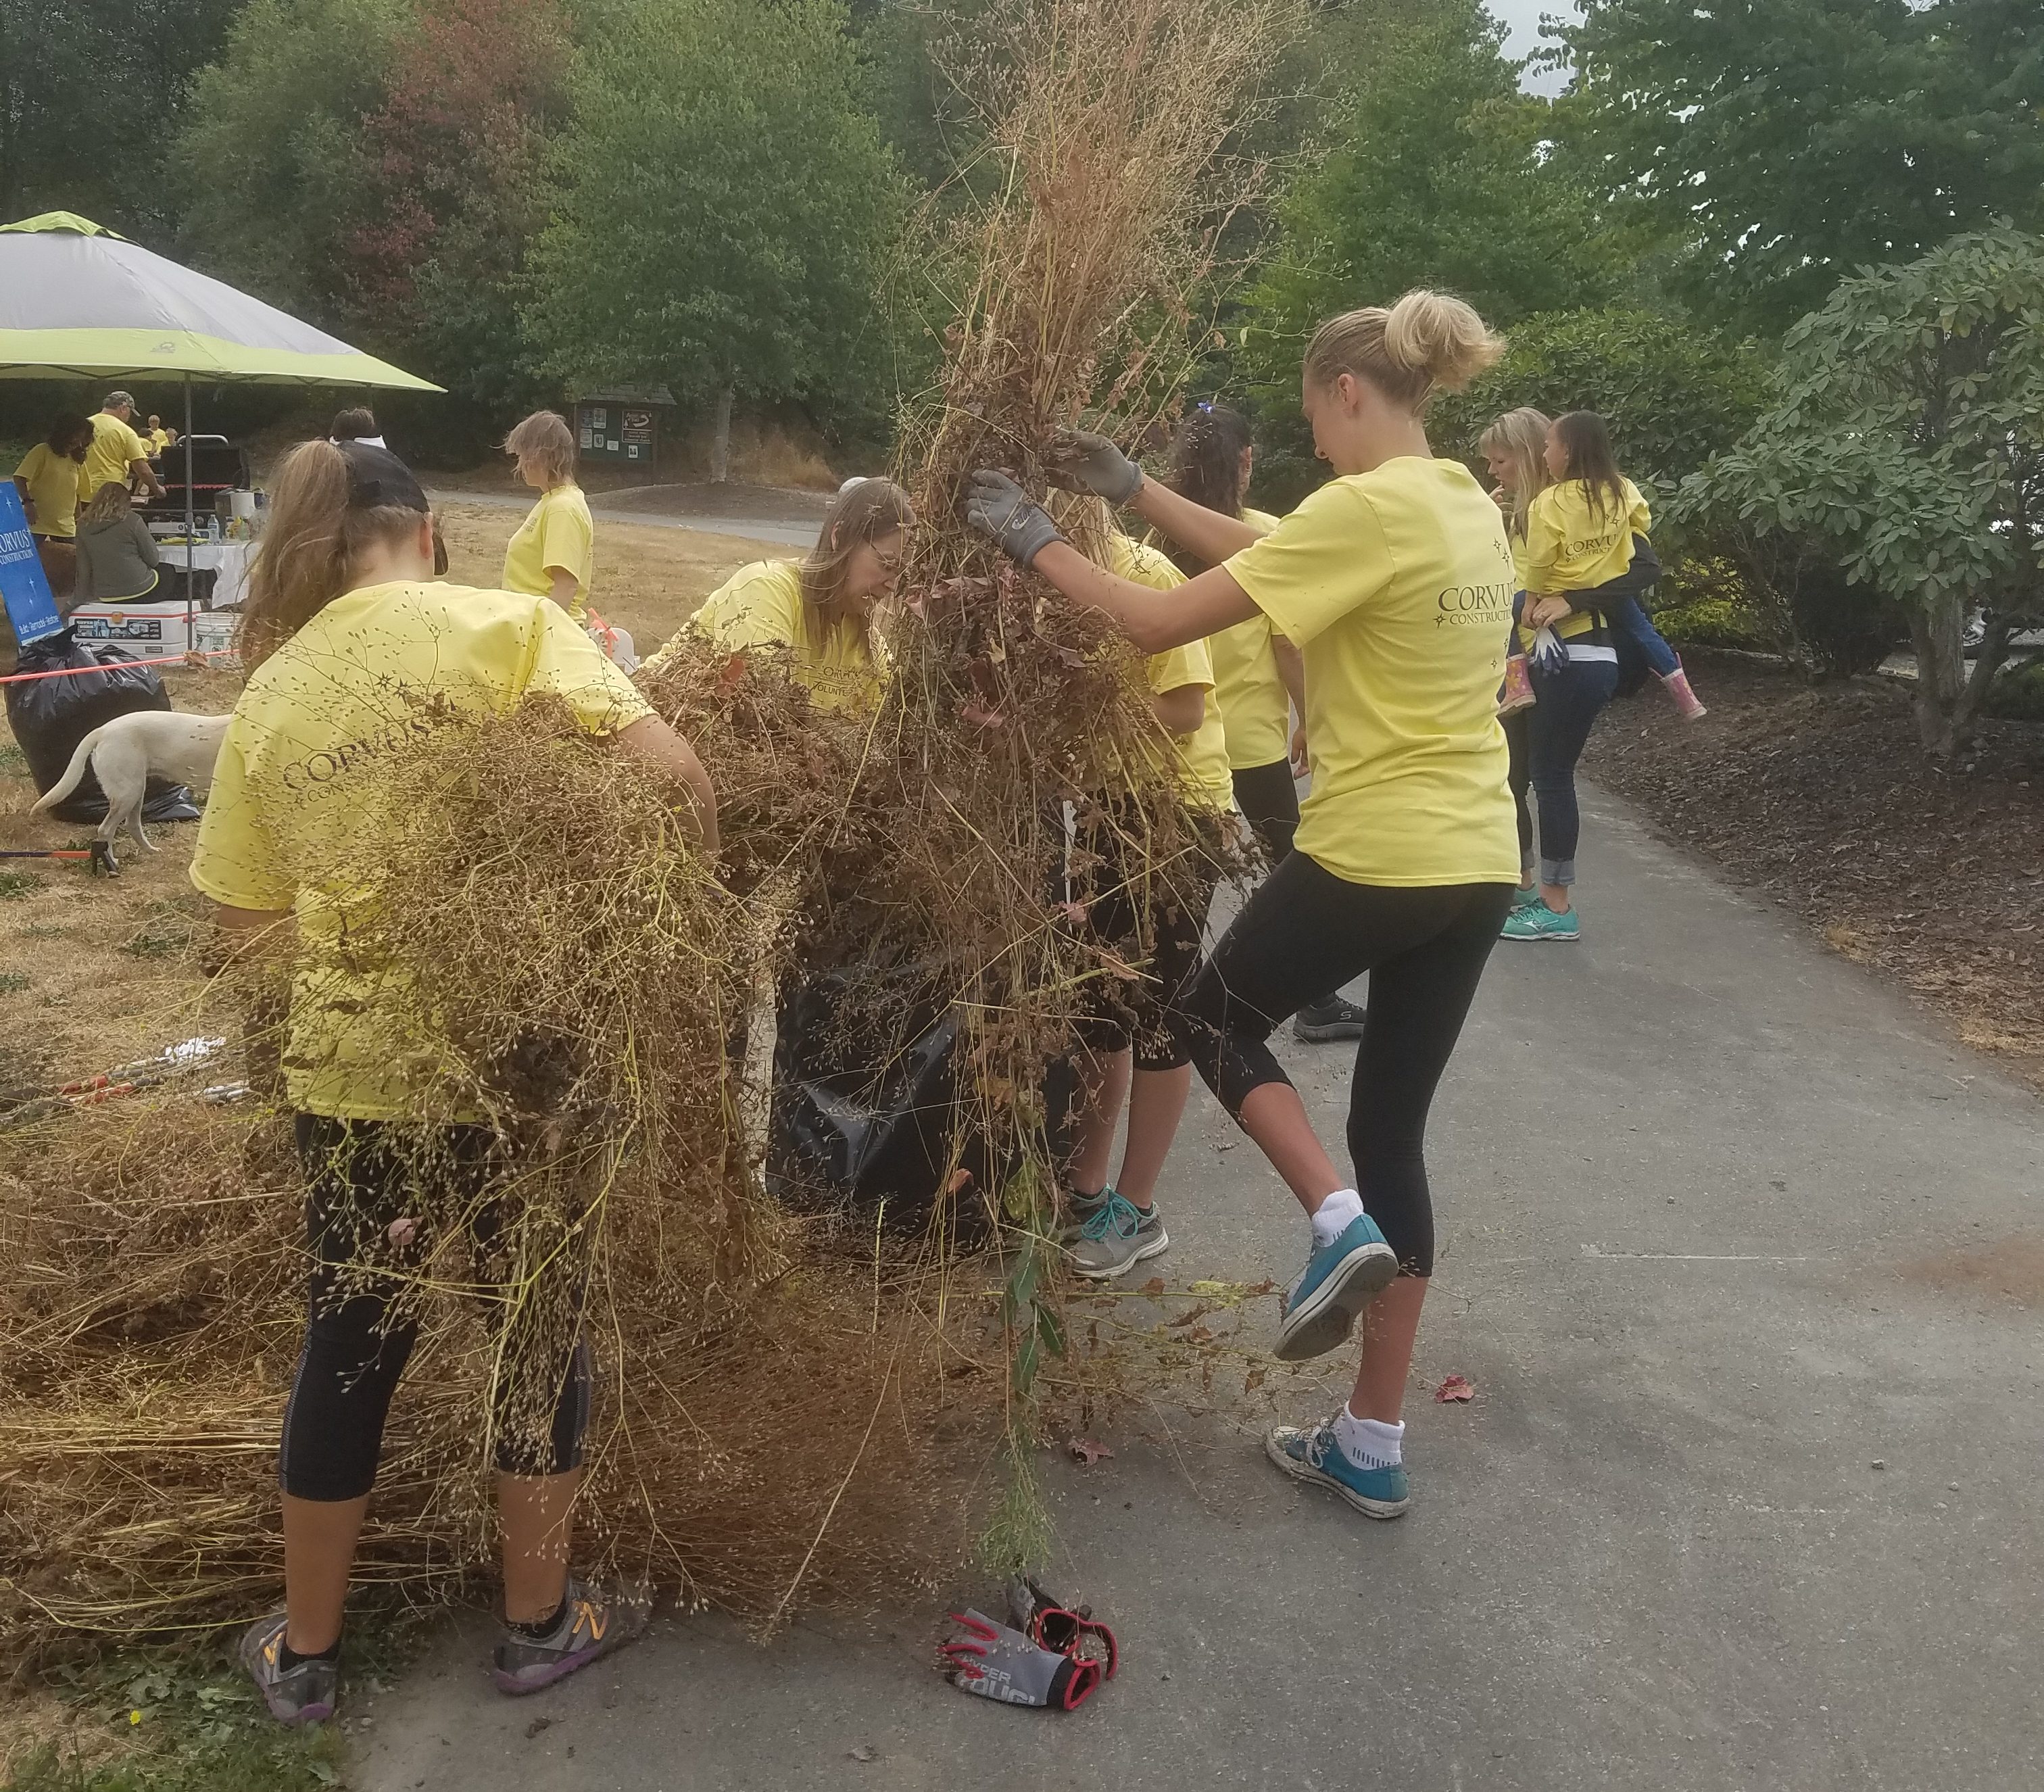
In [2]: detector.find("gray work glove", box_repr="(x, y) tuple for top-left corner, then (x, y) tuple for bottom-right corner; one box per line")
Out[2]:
(1046, 429), (1143, 504)
(965, 470), (1065, 568)
(941, 1609), (1101, 1711)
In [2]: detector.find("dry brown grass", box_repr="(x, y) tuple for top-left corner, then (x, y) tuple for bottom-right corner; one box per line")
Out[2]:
(0, 0), (1299, 1664)
(434, 498), (774, 654)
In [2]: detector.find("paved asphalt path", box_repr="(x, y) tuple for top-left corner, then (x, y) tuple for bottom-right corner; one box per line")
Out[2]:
(351, 781), (2044, 1791)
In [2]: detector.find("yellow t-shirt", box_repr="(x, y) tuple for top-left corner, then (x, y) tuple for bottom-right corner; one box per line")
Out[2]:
(648, 558), (885, 715)
(189, 581), (652, 1121)
(82, 413), (149, 497)
(149, 429), (172, 456)
(14, 443), (89, 539)
(1100, 534), (1233, 812)
(502, 483), (595, 623)
(1204, 505), (1290, 770)
(1524, 478), (1649, 594)
(1225, 457), (1519, 887)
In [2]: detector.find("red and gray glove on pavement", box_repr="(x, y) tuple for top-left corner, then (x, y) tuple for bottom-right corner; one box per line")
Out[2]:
(941, 1609), (1102, 1711)
(1007, 1576), (1119, 1680)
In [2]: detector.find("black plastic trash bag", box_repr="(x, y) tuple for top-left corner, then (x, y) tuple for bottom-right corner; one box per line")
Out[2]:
(5, 632), (201, 824)
(766, 963), (995, 1240)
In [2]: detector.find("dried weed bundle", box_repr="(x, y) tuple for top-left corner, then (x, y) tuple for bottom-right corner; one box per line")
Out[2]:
(0, 0), (1301, 1658)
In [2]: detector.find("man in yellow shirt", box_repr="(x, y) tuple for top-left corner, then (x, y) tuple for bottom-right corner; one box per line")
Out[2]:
(82, 392), (166, 502)
(145, 415), (175, 456)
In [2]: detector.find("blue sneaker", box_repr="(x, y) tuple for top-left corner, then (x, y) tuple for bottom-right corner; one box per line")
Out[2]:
(1265, 1414), (1411, 1519)
(1274, 1214), (1398, 1361)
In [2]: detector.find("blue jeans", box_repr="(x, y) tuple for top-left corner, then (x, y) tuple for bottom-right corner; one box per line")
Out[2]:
(1503, 656), (1618, 888)
(1601, 595), (1680, 679)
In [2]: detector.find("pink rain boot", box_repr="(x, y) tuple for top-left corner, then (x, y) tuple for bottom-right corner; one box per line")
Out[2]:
(1660, 664), (1707, 720)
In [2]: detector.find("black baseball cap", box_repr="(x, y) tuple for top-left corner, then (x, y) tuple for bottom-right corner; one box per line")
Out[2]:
(339, 439), (429, 513)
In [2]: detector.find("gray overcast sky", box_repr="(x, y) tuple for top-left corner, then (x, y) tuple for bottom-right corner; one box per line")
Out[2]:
(1489, 0), (1580, 94)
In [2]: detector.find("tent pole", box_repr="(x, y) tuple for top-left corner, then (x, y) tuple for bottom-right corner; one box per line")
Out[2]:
(183, 379), (195, 650)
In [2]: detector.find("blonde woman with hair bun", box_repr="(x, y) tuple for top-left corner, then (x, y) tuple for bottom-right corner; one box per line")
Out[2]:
(967, 289), (1521, 1523)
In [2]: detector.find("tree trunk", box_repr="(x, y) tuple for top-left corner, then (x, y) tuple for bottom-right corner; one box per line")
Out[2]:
(708, 383), (733, 485)
(1907, 598), (1966, 756)
(1906, 594), (2011, 758)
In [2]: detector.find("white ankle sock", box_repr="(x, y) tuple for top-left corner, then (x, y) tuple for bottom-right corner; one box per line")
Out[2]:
(1334, 1407), (1403, 1469)
(1310, 1188), (1364, 1250)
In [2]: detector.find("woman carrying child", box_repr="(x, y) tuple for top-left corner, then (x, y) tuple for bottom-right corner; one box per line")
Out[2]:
(1492, 408), (1697, 942)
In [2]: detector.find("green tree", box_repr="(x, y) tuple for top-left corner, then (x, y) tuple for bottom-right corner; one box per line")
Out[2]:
(1678, 226), (2044, 755)
(526, 0), (906, 475)
(1559, 0), (2044, 335)
(2, 0), (240, 236)
(1234, 0), (1630, 502)
(174, 0), (407, 325)
(1430, 306), (1770, 514)
(1245, 1), (1623, 345)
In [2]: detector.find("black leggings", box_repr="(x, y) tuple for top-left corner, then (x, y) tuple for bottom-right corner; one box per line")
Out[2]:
(1181, 854), (1511, 1276)
(281, 1115), (591, 1502)
(1231, 759), (1300, 864)
(1072, 805), (1222, 1073)
(1228, 758), (1355, 1015)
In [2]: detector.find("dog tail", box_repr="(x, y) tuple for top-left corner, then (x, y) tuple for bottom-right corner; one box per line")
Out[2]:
(30, 723), (108, 815)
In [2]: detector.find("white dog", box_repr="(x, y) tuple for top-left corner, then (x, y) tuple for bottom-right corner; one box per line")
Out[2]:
(30, 710), (231, 862)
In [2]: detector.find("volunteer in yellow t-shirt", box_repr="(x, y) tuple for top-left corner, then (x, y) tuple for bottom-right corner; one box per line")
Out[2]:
(145, 415), (174, 457)
(969, 289), (1519, 1522)
(192, 438), (715, 1729)
(1530, 408), (1707, 725)
(1159, 402), (1369, 1044)
(640, 477), (912, 715)
(1055, 520), (1232, 1278)
(1481, 407), (1701, 946)
(501, 410), (596, 624)
(81, 391), (165, 502)
(11, 414), (95, 601)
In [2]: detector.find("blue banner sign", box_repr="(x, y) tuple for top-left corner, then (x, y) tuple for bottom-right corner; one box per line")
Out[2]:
(0, 485), (64, 648)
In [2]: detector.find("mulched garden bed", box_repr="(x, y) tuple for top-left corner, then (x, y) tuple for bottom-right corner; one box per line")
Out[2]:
(1582, 652), (2044, 1093)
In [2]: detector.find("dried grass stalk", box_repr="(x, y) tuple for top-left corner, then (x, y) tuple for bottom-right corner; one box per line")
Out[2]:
(0, 0), (1300, 1658)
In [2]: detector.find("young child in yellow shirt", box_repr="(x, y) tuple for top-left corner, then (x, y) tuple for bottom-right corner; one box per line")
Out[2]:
(1525, 411), (1706, 720)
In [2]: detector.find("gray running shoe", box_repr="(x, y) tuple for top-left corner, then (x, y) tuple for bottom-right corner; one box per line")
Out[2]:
(1292, 996), (1367, 1043)
(492, 1577), (649, 1696)
(1066, 1190), (1169, 1281)
(240, 1611), (338, 1726)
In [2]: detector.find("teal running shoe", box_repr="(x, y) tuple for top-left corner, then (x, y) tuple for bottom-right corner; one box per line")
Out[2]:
(1274, 1213), (1398, 1361)
(1265, 1415), (1411, 1519)
(1510, 883), (1544, 912)
(1501, 902), (1580, 943)
(1067, 1189), (1169, 1281)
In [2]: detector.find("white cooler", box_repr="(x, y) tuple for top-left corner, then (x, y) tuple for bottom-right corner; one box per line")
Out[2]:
(67, 600), (199, 658)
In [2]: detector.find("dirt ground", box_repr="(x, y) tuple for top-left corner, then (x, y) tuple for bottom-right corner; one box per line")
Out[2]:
(0, 503), (765, 1098)
(1583, 652), (2044, 1092)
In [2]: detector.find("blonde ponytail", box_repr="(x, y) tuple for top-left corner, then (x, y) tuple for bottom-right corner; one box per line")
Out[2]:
(1303, 288), (1504, 413)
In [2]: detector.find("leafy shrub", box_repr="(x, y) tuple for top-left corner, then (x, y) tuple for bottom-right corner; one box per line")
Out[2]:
(1985, 657), (2044, 723)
